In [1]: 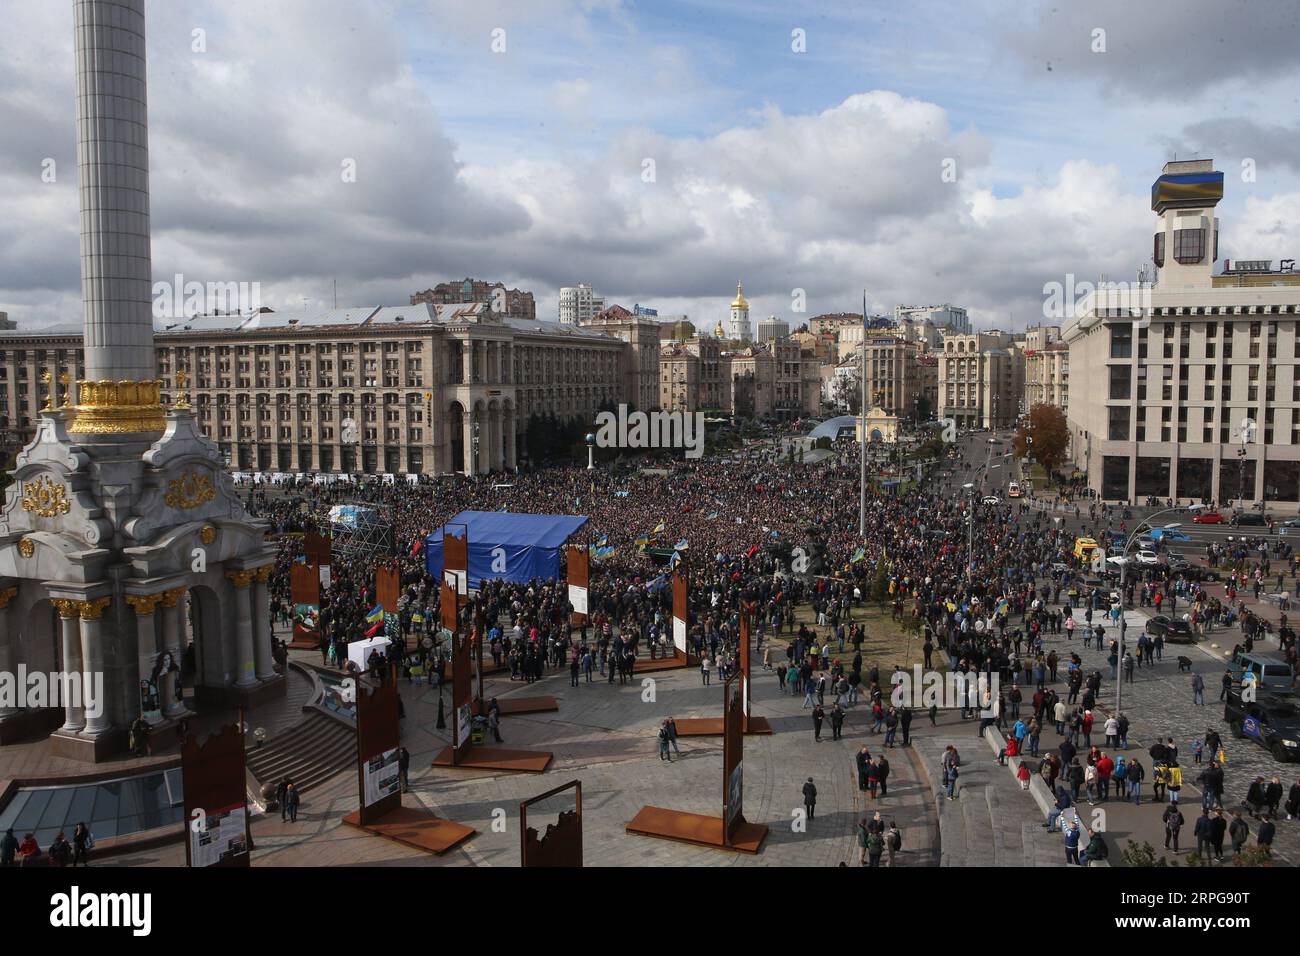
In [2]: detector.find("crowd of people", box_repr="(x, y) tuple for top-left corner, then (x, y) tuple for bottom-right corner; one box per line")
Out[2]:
(227, 429), (1300, 867)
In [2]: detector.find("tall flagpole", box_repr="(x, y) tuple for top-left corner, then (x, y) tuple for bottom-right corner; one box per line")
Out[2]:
(859, 290), (867, 538)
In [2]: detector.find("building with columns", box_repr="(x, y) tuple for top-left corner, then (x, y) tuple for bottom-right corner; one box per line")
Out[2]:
(938, 330), (1025, 430)
(1022, 325), (1069, 415)
(2, 301), (638, 476)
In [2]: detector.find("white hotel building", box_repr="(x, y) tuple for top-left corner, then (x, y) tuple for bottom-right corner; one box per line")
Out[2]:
(1064, 160), (1300, 509)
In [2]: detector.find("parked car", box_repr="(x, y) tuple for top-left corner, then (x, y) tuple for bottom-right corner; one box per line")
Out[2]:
(1234, 512), (1269, 527)
(1136, 550), (1159, 565)
(1192, 510), (1225, 524)
(1224, 688), (1300, 762)
(981, 495), (1001, 505)
(1145, 614), (1194, 643)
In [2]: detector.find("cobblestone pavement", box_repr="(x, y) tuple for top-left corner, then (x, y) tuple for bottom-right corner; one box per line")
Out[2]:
(112, 657), (950, 867)
(1029, 604), (1298, 865)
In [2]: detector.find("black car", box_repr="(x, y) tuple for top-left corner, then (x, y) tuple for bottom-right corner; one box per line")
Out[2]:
(1181, 565), (1221, 583)
(1145, 614), (1194, 644)
(1234, 512), (1269, 527)
(1223, 689), (1300, 762)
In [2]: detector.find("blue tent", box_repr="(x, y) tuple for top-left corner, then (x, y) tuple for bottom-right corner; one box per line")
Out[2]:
(425, 511), (589, 586)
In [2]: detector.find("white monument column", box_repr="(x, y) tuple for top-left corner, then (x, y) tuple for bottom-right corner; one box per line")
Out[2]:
(72, 0), (156, 385)
(126, 594), (161, 719)
(0, 588), (19, 719)
(55, 601), (85, 731)
(78, 598), (112, 735)
(228, 571), (258, 687)
(159, 588), (186, 716)
(252, 566), (275, 680)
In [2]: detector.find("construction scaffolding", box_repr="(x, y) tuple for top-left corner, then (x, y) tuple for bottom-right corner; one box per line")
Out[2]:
(328, 503), (395, 563)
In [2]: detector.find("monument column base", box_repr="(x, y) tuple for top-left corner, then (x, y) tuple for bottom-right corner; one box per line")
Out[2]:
(0, 708), (66, 746)
(49, 726), (129, 763)
(194, 673), (286, 710)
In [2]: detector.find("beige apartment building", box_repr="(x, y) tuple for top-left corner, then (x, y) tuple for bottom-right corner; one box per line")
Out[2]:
(658, 337), (820, 419)
(1023, 325), (1070, 415)
(1063, 159), (1300, 507)
(0, 302), (641, 475)
(939, 330), (1025, 430)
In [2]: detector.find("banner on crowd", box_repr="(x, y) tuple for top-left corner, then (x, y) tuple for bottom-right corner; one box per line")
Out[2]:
(672, 559), (689, 656)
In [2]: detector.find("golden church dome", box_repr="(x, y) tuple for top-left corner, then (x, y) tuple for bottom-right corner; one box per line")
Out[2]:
(731, 281), (748, 310)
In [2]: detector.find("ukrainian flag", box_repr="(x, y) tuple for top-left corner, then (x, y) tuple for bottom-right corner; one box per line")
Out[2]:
(851, 546), (865, 564)
(634, 536), (650, 549)
(652, 521), (666, 535)
(365, 605), (384, 624)
(707, 511), (719, 520)
(674, 539), (689, 551)
(995, 599), (1010, 617)
(597, 534), (609, 548)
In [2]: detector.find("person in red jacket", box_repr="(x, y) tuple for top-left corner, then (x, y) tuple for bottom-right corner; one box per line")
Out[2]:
(1082, 710), (1094, 745)
(1095, 753), (1115, 802)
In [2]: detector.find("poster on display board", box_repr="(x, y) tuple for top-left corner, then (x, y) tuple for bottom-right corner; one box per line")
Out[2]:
(673, 617), (687, 654)
(363, 747), (402, 807)
(456, 703), (472, 748)
(319, 565), (331, 590)
(189, 802), (249, 868)
(568, 585), (588, 616)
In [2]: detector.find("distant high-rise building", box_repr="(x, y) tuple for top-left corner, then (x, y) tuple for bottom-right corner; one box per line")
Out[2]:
(756, 315), (790, 342)
(559, 283), (606, 325)
(411, 278), (535, 319)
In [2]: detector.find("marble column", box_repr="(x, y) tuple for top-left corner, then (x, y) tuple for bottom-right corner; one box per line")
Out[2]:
(126, 594), (162, 720)
(228, 571), (257, 687)
(253, 566), (275, 680)
(158, 588), (186, 716)
(0, 588), (19, 718)
(54, 600), (85, 731)
(464, 409), (477, 477)
(77, 597), (112, 736)
(503, 406), (517, 470)
(74, 0), (155, 382)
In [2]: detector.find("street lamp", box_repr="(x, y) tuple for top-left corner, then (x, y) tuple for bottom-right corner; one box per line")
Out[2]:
(1113, 506), (1185, 725)
(472, 419), (481, 477)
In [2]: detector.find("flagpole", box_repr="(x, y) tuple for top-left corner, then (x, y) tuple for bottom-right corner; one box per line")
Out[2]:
(859, 289), (867, 538)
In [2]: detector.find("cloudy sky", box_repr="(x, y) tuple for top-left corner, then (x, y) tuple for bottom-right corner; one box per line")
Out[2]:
(2, 0), (1299, 332)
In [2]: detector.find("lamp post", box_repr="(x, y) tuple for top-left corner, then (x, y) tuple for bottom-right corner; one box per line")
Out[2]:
(472, 419), (481, 478)
(1113, 506), (1185, 723)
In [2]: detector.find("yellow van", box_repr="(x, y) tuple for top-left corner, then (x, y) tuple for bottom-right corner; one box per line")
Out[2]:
(1073, 537), (1100, 562)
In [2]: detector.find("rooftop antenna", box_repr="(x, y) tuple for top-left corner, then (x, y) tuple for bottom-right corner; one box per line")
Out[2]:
(333, 279), (338, 309)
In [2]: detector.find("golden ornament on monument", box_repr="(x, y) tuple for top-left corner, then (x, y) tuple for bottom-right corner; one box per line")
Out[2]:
(165, 470), (216, 510)
(17, 538), (35, 559)
(21, 475), (71, 518)
(69, 378), (165, 435)
(200, 525), (216, 544)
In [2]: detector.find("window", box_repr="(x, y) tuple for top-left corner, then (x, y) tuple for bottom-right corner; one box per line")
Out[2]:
(1153, 232), (1165, 267)
(1108, 365), (1131, 400)
(1108, 405), (1130, 441)
(1110, 326), (1132, 359)
(1173, 227), (1205, 264)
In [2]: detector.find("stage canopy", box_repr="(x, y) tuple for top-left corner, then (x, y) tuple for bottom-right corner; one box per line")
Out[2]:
(425, 511), (589, 586)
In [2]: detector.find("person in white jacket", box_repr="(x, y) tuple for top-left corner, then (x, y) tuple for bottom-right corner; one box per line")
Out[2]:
(1104, 716), (1120, 748)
